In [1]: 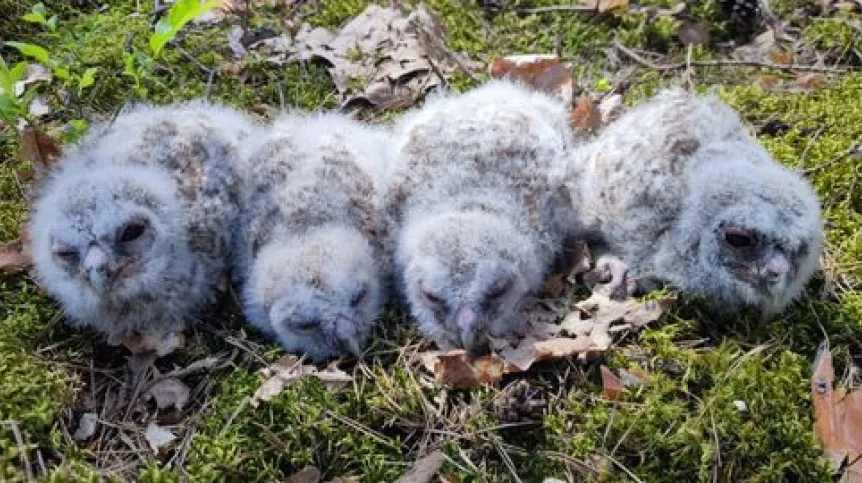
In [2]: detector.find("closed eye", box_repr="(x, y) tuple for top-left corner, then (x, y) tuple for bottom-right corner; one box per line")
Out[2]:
(487, 277), (513, 299)
(420, 284), (444, 306)
(350, 287), (368, 307)
(722, 227), (759, 250)
(54, 248), (78, 264)
(291, 319), (318, 331)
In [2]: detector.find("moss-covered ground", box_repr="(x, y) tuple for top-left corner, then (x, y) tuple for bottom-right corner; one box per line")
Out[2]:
(1, 0), (861, 481)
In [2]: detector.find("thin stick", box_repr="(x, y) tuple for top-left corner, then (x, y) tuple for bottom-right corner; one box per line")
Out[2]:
(517, 5), (596, 14)
(614, 40), (850, 74)
(801, 143), (861, 175)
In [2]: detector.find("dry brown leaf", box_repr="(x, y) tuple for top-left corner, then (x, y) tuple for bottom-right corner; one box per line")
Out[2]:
(812, 344), (862, 479)
(145, 378), (190, 411)
(0, 240), (32, 274)
(394, 449), (445, 483)
(434, 350), (505, 388)
(144, 422), (177, 454)
(19, 126), (61, 170)
(253, 4), (461, 108)
(581, 0), (629, 13)
(795, 73), (826, 90)
(600, 365), (623, 401)
(109, 330), (187, 357)
(769, 50), (794, 65)
(570, 97), (602, 134)
(72, 412), (98, 441)
(677, 21), (710, 46)
(285, 466), (322, 483)
(252, 355), (354, 406)
(597, 94), (624, 126)
(488, 55), (573, 104)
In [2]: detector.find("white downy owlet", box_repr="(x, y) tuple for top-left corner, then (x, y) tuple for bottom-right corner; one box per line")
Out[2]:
(29, 101), (256, 341)
(563, 88), (823, 317)
(233, 112), (391, 361)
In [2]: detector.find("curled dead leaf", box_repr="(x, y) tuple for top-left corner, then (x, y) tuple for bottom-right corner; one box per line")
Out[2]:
(570, 97), (602, 134)
(19, 126), (61, 170)
(73, 412), (99, 441)
(252, 355), (354, 406)
(600, 365), (623, 401)
(0, 240), (32, 275)
(144, 422), (177, 454)
(394, 449), (444, 483)
(285, 465), (322, 483)
(488, 55), (573, 104)
(110, 330), (186, 357)
(145, 378), (191, 411)
(812, 343), (862, 478)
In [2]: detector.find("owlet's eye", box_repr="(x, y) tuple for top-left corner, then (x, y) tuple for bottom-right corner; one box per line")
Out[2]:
(722, 227), (758, 250)
(350, 287), (368, 307)
(291, 319), (318, 331)
(118, 220), (148, 243)
(54, 248), (78, 264)
(487, 277), (513, 300)
(420, 284), (444, 306)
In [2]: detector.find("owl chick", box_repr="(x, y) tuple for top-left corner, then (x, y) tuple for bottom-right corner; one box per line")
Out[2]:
(234, 112), (390, 361)
(566, 88), (823, 317)
(29, 101), (255, 340)
(386, 80), (575, 355)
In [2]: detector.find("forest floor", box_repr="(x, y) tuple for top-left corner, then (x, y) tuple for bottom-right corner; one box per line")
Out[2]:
(1, 0), (862, 481)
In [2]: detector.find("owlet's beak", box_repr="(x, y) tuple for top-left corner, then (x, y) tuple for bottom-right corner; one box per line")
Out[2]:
(83, 244), (113, 292)
(759, 249), (792, 286)
(455, 304), (490, 358)
(334, 314), (364, 357)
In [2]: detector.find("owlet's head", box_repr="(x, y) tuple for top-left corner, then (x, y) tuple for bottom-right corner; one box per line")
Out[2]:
(398, 210), (545, 356)
(687, 162), (822, 317)
(29, 165), (190, 322)
(246, 228), (382, 361)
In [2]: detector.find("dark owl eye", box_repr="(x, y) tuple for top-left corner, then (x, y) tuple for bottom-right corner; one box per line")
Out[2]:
(722, 227), (758, 250)
(350, 288), (368, 307)
(487, 278), (513, 300)
(118, 220), (148, 243)
(291, 319), (318, 331)
(420, 284), (444, 306)
(54, 248), (78, 263)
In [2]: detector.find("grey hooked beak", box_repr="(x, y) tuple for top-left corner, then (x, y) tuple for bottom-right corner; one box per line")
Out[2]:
(759, 250), (792, 286)
(334, 314), (364, 357)
(454, 304), (490, 358)
(83, 244), (112, 292)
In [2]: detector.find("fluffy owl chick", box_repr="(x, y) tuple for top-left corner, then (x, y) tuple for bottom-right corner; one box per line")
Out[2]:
(29, 102), (255, 339)
(235, 113), (390, 360)
(387, 80), (575, 354)
(568, 88), (822, 317)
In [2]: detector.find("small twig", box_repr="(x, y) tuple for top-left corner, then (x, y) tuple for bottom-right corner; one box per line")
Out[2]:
(517, 5), (596, 14)
(800, 143), (861, 175)
(412, 19), (479, 83)
(1, 421), (33, 482)
(797, 126), (825, 171)
(614, 40), (850, 74)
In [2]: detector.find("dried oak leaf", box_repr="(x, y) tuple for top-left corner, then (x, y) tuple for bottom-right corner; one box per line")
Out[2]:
(20, 125), (61, 171)
(600, 365), (623, 401)
(581, 0), (629, 13)
(394, 450), (445, 483)
(73, 412), (99, 441)
(0, 239), (32, 274)
(252, 355), (354, 406)
(285, 466), (322, 483)
(144, 422), (177, 454)
(145, 378), (191, 411)
(109, 330), (187, 357)
(677, 21), (710, 46)
(488, 55), (573, 104)
(812, 343), (862, 479)
(570, 97), (602, 135)
(255, 4), (461, 108)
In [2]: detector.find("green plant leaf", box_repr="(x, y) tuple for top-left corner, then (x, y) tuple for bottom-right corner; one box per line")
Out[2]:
(5, 42), (50, 65)
(22, 13), (47, 25)
(79, 67), (98, 90)
(53, 66), (70, 81)
(148, 0), (218, 56)
(9, 62), (28, 85)
(46, 15), (58, 31)
(32, 3), (47, 17)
